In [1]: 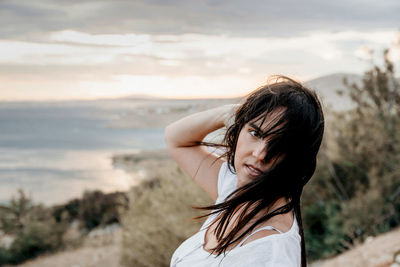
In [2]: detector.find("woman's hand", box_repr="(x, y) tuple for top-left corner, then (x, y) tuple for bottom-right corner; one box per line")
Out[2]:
(222, 104), (241, 129)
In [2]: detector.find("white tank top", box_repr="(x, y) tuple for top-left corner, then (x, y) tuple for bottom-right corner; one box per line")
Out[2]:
(170, 162), (301, 267)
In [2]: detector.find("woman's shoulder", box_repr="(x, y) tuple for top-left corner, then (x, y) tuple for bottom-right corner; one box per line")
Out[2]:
(239, 228), (281, 247)
(242, 213), (299, 244)
(221, 236), (300, 266)
(223, 214), (301, 264)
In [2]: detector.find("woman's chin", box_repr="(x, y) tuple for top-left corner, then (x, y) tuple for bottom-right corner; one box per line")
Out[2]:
(237, 171), (253, 187)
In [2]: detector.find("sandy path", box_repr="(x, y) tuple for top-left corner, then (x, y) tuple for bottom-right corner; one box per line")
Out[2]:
(311, 227), (400, 267)
(18, 245), (120, 267)
(17, 230), (122, 267)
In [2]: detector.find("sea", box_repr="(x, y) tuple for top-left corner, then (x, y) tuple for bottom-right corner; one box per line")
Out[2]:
(0, 99), (166, 205)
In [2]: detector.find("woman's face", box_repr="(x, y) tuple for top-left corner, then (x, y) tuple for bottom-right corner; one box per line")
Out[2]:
(234, 108), (285, 187)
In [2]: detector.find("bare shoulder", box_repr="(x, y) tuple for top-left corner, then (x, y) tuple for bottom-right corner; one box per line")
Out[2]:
(240, 212), (294, 247)
(240, 229), (280, 246)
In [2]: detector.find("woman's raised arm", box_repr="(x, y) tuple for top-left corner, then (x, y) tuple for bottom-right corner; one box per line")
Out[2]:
(164, 105), (237, 201)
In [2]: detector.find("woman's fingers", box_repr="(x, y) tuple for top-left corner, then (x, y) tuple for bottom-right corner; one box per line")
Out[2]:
(223, 104), (241, 128)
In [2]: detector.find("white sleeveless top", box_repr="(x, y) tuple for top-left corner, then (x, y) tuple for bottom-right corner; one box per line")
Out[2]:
(170, 162), (301, 267)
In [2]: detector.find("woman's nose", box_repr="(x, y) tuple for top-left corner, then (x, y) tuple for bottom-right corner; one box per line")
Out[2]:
(252, 142), (266, 161)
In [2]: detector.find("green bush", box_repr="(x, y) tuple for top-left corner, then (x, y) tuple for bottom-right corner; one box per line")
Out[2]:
(79, 190), (128, 230)
(5, 219), (64, 264)
(52, 190), (128, 231)
(0, 190), (67, 265)
(0, 188), (127, 265)
(0, 189), (33, 235)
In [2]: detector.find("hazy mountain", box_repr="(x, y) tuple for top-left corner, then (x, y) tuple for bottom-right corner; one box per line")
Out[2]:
(305, 73), (362, 111)
(0, 72), (374, 112)
(113, 73), (363, 111)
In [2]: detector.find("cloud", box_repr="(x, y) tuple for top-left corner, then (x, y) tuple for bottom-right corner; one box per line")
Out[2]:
(1, 29), (397, 66)
(1, 0), (399, 40)
(1, 28), (398, 100)
(355, 46), (374, 61)
(50, 30), (152, 47)
(0, 0), (398, 100)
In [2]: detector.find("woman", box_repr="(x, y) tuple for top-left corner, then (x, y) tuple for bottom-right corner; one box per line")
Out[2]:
(165, 76), (324, 266)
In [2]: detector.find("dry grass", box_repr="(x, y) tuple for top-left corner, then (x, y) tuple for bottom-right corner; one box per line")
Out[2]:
(119, 159), (212, 267)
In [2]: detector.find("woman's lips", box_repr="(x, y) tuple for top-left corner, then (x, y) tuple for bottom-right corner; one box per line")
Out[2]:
(245, 164), (262, 176)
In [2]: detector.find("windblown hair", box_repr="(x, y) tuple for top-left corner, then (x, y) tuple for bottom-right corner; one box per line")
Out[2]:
(192, 75), (324, 267)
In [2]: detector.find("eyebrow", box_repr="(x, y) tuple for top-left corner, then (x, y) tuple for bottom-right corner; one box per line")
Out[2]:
(248, 122), (264, 134)
(248, 122), (279, 140)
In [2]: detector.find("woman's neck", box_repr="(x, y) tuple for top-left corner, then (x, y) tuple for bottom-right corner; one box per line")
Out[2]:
(231, 197), (290, 224)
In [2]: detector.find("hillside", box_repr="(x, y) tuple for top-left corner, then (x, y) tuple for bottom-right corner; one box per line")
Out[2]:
(305, 73), (362, 111)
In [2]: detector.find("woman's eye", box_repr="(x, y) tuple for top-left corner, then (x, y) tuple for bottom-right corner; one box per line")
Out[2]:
(249, 130), (260, 137)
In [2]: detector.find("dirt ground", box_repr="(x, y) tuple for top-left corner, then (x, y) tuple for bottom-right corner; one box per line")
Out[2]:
(16, 229), (122, 267)
(310, 227), (400, 267)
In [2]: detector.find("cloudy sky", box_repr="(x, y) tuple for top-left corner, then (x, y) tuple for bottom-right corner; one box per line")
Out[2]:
(0, 0), (399, 101)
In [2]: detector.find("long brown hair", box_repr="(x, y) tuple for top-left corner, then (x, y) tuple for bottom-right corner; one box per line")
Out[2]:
(192, 75), (324, 267)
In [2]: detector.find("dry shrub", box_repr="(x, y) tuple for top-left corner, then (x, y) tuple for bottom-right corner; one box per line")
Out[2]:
(120, 161), (212, 267)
